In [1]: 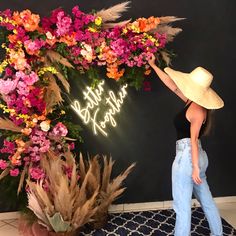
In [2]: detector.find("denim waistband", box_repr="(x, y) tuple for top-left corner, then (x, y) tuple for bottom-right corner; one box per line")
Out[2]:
(176, 138), (202, 151)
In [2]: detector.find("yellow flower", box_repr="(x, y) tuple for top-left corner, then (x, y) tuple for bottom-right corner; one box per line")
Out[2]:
(95, 16), (102, 26)
(122, 28), (128, 34)
(38, 66), (58, 76)
(0, 60), (8, 74)
(88, 27), (97, 33)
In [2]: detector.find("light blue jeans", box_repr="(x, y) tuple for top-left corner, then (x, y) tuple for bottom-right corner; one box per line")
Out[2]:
(172, 138), (223, 236)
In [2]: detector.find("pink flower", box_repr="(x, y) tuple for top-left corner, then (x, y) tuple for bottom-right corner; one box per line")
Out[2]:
(56, 11), (72, 36)
(51, 122), (68, 137)
(0, 160), (8, 170)
(0, 78), (18, 95)
(24, 39), (46, 55)
(29, 167), (45, 180)
(72, 6), (83, 18)
(0, 140), (15, 154)
(5, 67), (13, 77)
(69, 142), (75, 150)
(143, 80), (152, 92)
(15, 71), (39, 86)
(10, 168), (19, 177)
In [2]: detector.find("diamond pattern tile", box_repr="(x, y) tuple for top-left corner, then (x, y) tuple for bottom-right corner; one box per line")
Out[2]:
(79, 207), (236, 235)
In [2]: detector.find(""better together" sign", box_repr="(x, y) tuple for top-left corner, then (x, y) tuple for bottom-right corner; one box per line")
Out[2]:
(71, 81), (128, 136)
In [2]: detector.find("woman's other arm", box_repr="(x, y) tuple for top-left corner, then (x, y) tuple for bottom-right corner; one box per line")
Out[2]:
(148, 55), (188, 102)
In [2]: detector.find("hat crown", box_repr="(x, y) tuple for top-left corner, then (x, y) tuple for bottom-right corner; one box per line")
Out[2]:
(189, 67), (213, 89)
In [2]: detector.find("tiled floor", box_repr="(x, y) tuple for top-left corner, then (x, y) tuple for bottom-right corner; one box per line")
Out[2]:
(0, 202), (235, 236)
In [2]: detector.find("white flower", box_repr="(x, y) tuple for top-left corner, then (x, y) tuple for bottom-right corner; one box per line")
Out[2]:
(40, 120), (50, 132)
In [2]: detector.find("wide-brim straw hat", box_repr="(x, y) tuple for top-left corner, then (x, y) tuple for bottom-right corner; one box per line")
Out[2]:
(164, 67), (224, 109)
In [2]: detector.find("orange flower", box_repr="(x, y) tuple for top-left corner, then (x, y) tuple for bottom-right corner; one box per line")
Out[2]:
(15, 139), (25, 148)
(9, 48), (28, 71)
(11, 152), (21, 166)
(144, 69), (151, 75)
(13, 10), (40, 32)
(21, 128), (32, 136)
(8, 34), (18, 44)
(59, 32), (77, 46)
(45, 31), (57, 46)
(136, 16), (160, 32)
(107, 63), (125, 81)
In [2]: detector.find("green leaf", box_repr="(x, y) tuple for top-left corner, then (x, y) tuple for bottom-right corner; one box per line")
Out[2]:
(46, 212), (72, 233)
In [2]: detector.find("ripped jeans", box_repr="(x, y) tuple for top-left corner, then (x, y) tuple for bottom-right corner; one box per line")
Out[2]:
(172, 138), (223, 236)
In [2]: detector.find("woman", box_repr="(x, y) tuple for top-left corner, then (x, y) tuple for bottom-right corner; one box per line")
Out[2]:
(148, 55), (224, 236)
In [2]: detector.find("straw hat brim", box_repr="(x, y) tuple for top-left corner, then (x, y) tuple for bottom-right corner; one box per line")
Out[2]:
(164, 67), (224, 109)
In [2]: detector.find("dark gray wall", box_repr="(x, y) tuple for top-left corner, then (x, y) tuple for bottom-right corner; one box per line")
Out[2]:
(0, 0), (235, 207)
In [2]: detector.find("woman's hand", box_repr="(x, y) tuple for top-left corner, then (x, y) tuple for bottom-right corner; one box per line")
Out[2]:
(148, 54), (156, 68)
(192, 166), (202, 185)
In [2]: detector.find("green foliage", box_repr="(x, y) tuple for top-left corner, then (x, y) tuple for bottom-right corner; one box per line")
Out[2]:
(120, 67), (146, 90)
(63, 121), (83, 142)
(55, 42), (70, 57)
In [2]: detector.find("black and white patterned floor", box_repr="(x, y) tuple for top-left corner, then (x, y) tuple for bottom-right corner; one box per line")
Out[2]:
(79, 207), (236, 236)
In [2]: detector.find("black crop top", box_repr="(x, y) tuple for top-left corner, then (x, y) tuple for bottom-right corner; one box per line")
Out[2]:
(174, 101), (207, 140)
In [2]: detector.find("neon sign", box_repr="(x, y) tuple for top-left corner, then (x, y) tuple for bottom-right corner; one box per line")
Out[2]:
(71, 81), (128, 136)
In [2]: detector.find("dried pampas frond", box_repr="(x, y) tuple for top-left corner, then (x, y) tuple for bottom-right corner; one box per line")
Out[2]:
(17, 165), (28, 195)
(0, 168), (10, 180)
(46, 50), (74, 68)
(96, 1), (130, 23)
(159, 16), (185, 24)
(54, 70), (70, 93)
(101, 156), (114, 193)
(149, 16), (184, 43)
(102, 162), (135, 206)
(160, 51), (171, 66)
(27, 152), (99, 233)
(44, 75), (64, 112)
(78, 153), (87, 182)
(77, 154), (135, 229)
(154, 25), (182, 42)
(102, 19), (131, 29)
(27, 191), (51, 229)
(0, 117), (22, 132)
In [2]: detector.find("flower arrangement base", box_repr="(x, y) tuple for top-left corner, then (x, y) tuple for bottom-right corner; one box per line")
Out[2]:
(19, 219), (77, 236)
(91, 212), (108, 229)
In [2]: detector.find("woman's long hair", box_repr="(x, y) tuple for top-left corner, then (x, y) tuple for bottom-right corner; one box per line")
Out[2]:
(202, 110), (214, 136)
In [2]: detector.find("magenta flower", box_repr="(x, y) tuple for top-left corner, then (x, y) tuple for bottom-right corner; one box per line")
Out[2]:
(24, 39), (46, 55)
(0, 140), (15, 154)
(5, 67), (13, 77)
(10, 168), (19, 177)
(143, 80), (152, 92)
(69, 142), (75, 150)
(29, 167), (45, 180)
(56, 11), (72, 36)
(51, 122), (68, 137)
(0, 160), (8, 170)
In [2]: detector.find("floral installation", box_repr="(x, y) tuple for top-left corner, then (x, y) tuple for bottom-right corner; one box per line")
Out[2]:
(0, 1), (182, 233)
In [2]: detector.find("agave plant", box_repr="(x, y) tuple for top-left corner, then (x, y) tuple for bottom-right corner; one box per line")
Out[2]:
(78, 154), (135, 229)
(25, 152), (99, 235)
